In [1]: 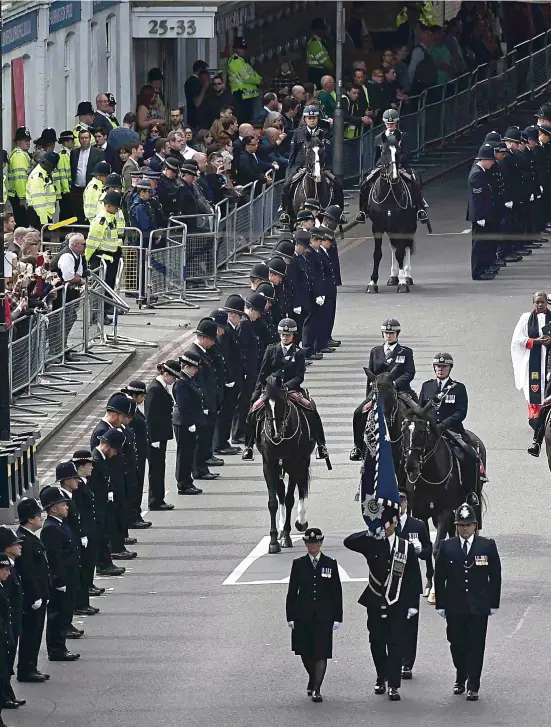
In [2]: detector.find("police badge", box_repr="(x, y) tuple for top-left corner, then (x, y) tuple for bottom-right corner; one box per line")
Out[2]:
(362, 494), (384, 522)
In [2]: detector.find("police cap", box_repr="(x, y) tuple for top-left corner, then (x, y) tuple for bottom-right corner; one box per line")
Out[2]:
(302, 527), (324, 542)
(267, 257), (287, 277)
(40, 486), (70, 510)
(274, 240), (295, 258)
(494, 142), (507, 154)
(43, 151), (60, 168)
(14, 126), (31, 142)
(76, 101), (95, 117)
(94, 161), (112, 177)
(106, 392), (132, 415)
(17, 497), (42, 523)
(136, 179), (152, 190)
(484, 130), (501, 144)
(256, 282), (275, 301)
(454, 502), (477, 524)
(180, 163), (198, 176)
(433, 352), (454, 366)
(245, 292), (267, 314)
(503, 126), (522, 143)
(0, 526), (23, 550)
(180, 350), (201, 367)
(34, 127), (57, 146)
(319, 225), (335, 242)
(303, 105), (320, 117)
(278, 317), (298, 333)
(250, 262), (270, 281)
(536, 103), (551, 121)
(121, 380), (147, 395)
(537, 124), (551, 138)
(103, 190), (122, 207)
(475, 144), (495, 160)
(381, 318), (401, 333)
(72, 449), (93, 463)
(164, 156), (181, 171)
(303, 198), (321, 211)
(159, 359), (182, 378)
(0, 555), (10, 568)
(105, 173), (122, 189)
(323, 205), (343, 223)
(142, 168), (161, 180)
(55, 461), (79, 482)
(294, 229), (311, 247)
(98, 428), (125, 452)
(234, 36), (247, 49)
(223, 294), (245, 314)
(310, 227), (325, 240)
(195, 317), (218, 340)
(524, 125), (540, 142)
(210, 309), (229, 327)
(106, 93), (117, 106)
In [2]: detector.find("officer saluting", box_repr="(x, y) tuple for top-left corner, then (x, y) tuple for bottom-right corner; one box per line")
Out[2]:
(286, 528), (343, 703)
(434, 502), (501, 702)
(468, 143), (497, 281)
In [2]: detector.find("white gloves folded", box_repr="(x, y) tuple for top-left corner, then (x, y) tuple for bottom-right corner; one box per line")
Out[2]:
(316, 296), (325, 306)
(56, 586), (67, 593)
(407, 608), (418, 620)
(436, 609), (446, 618)
(478, 219), (486, 227)
(293, 307), (302, 315)
(81, 536), (88, 548)
(332, 621), (341, 630)
(188, 425), (197, 433)
(225, 382), (235, 388)
(32, 599), (42, 610)
(108, 492), (114, 502)
(530, 194), (535, 202)
(150, 441), (160, 449)
(505, 201), (513, 209)
(288, 621), (294, 629)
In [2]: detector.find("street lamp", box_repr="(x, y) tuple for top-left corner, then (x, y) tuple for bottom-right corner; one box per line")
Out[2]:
(0, 4), (11, 441)
(332, 0), (344, 185)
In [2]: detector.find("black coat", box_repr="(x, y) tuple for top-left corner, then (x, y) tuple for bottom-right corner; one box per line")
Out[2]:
(223, 323), (244, 386)
(156, 175), (180, 223)
(344, 531), (421, 610)
(188, 342), (219, 413)
(467, 163), (495, 224)
(399, 515), (432, 562)
(374, 129), (412, 167)
(40, 516), (80, 590)
(367, 343), (415, 394)
(129, 408), (148, 474)
(121, 423), (139, 492)
(145, 379), (175, 443)
(304, 248), (325, 300)
(252, 318), (272, 368)
(0, 585), (13, 677)
(319, 247), (337, 298)
(286, 553), (343, 623)
(90, 421), (126, 496)
(172, 374), (204, 428)
(176, 182), (202, 230)
(87, 449), (112, 515)
(3, 565), (23, 636)
(288, 125), (330, 171)
(236, 316), (260, 381)
(70, 146), (105, 186)
(15, 526), (51, 604)
(419, 378), (468, 434)
(60, 489), (82, 549)
(253, 342), (305, 400)
(287, 254), (312, 313)
(435, 535), (501, 616)
(237, 150), (266, 187)
(73, 476), (98, 539)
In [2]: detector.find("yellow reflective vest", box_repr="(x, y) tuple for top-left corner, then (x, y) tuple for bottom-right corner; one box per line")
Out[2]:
(26, 165), (57, 224)
(8, 147), (31, 199)
(98, 193), (125, 237)
(72, 123), (96, 148)
(306, 35), (333, 72)
(227, 54), (262, 99)
(84, 178), (105, 222)
(85, 212), (121, 262)
(53, 148), (71, 198)
(396, 2), (436, 27)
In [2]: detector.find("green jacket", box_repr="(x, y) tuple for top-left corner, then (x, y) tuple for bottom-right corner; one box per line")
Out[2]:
(317, 90), (337, 119)
(228, 54), (262, 99)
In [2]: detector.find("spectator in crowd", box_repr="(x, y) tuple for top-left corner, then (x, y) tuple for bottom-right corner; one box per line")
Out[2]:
(394, 44), (411, 92)
(408, 26), (438, 95)
(136, 85), (164, 141)
(271, 60), (300, 95)
(122, 112), (137, 130)
(281, 97), (300, 134)
(342, 84), (372, 138)
(143, 122), (166, 160)
(429, 25), (454, 85)
(147, 138), (170, 173)
(237, 136), (273, 189)
(317, 76), (337, 119)
(383, 66), (403, 105)
(292, 85), (307, 106)
(445, 18), (468, 77)
(352, 68), (371, 117)
(303, 83), (317, 105)
(194, 130), (214, 154)
(256, 93), (280, 124)
(121, 142), (144, 193)
(366, 69), (389, 123)
(397, 3), (423, 50)
(146, 67), (167, 121)
(261, 128), (289, 173)
(199, 75), (235, 129)
(93, 128), (108, 151)
(381, 48), (396, 70)
(263, 112), (285, 134)
(210, 107), (237, 141)
(185, 61), (210, 130)
(168, 108), (185, 134)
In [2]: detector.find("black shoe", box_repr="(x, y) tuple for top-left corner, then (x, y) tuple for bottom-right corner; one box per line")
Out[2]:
(349, 446), (362, 461)
(149, 502), (175, 511)
(417, 209), (428, 222)
(320, 347), (336, 354)
(374, 679), (386, 695)
(328, 339), (341, 347)
(214, 447), (241, 455)
(279, 212), (290, 224)
(355, 211), (367, 223)
(232, 437), (245, 444)
(17, 672), (47, 683)
(242, 447), (254, 461)
(527, 441), (540, 457)
(206, 456), (224, 466)
(466, 690), (479, 701)
(503, 254), (523, 262)
(308, 352), (324, 361)
(305, 360), (313, 366)
(307, 681), (313, 696)
(89, 586), (105, 596)
(75, 606), (99, 616)
(388, 687), (401, 701)
(178, 486), (204, 494)
(401, 666), (413, 680)
(194, 472), (219, 481)
(311, 691), (323, 703)
(494, 259), (506, 267)
(129, 520), (152, 529)
(37, 671), (50, 680)
(519, 247), (533, 255)
(96, 565), (125, 576)
(125, 537), (138, 545)
(472, 272), (495, 280)
(2, 701), (20, 709)
(111, 551), (136, 560)
(48, 651), (80, 662)
(453, 682), (466, 695)
(64, 631), (83, 639)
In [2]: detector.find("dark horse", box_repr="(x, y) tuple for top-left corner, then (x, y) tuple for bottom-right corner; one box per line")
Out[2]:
(253, 377), (316, 554)
(288, 137), (343, 229)
(357, 137), (417, 294)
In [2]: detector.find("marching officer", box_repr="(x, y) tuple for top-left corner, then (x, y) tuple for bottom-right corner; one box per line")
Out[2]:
(15, 498), (50, 683)
(0, 527), (24, 706)
(435, 502), (501, 701)
(7, 127), (31, 227)
(302, 227), (329, 360)
(286, 528), (342, 703)
(174, 350), (205, 494)
(26, 151), (59, 229)
(318, 227), (339, 351)
(287, 230), (313, 346)
(396, 489), (432, 679)
(344, 509), (422, 701)
(83, 160), (111, 222)
(351, 318), (416, 460)
(468, 143), (497, 280)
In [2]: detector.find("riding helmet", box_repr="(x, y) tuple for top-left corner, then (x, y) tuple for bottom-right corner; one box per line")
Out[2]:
(303, 105), (320, 117)
(322, 205), (343, 223)
(278, 318), (298, 333)
(381, 318), (401, 333)
(267, 257), (287, 277)
(454, 502), (477, 525)
(382, 108), (400, 124)
(433, 352), (454, 366)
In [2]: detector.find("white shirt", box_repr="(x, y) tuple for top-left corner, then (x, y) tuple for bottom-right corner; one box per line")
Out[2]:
(436, 377), (450, 392)
(58, 249), (83, 282)
(20, 525), (40, 539)
(75, 146), (91, 187)
(399, 512), (408, 531)
(182, 146), (196, 161)
(4, 250), (17, 278)
(194, 341), (207, 353)
(384, 342), (397, 356)
(460, 534), (475, 554)
(60, 486), (73, 500)
(386, 532), (396, 552)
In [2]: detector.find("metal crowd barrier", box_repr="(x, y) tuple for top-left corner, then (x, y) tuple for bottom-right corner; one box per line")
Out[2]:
(0, 431), (40, 524)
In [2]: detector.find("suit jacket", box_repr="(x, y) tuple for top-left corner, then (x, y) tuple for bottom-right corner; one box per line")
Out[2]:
(237, 150), (267, 187)
(344, 531), (421, 610)
(253, 342), (305, 401)
(399, 515), (432, 562)
(435, 535), (501, 616)
(145, 379), (175, 443)
(419, 378), (468, 434)
(70, 146), (105, 187)
(172, 373), (205, 428)
(40, 516), (80, 591)
(286, 553), (343, 623)
(15, 526), (51, 604)
(367, 343), (415, 395)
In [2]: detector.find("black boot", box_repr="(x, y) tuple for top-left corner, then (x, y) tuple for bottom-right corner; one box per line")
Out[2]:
(528, 407), (548, 456)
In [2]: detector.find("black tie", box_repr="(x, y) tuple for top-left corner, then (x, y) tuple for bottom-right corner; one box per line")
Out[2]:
(395, 520), (402, 536)
(438, 380), (443, 393)
(462, 539), (468, 556)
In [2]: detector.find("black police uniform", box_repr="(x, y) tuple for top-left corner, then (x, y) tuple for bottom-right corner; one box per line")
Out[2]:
(88, 448), (116, 571)
(281, 125), (330, 212)
(318, 244), (337, 350)
(302, 245), (327, 357)
(128, 406), (148, 519)
(487, 157), (508, 260)
(435, 527), (501, 694)
(232, 314), (260, 442)
(213, 328), (242, 454)
(419, 377), (468, 434)
(157, 174), (180, 225)
(523, 142), (542, 241)
(188, 342), (221, 479)
(287, 253), (312, 343)
(90, 422), (126, 556)
(73, 475), (98, 609)
(2, 560), (22, 700)
(145, 378), (175, 508)
(374, 128), (412, 167)
(207, 340), (228, 462)
(0, 580), (14, 705)
(173, 372), (205, 490)
(58, 484), (83, 631)
(120, 422), (141, 533)
(467, 161), (496, 279)
(344, 530), (421, 691)
(252, 342), (306, 402)
(15, 525), (50, 679)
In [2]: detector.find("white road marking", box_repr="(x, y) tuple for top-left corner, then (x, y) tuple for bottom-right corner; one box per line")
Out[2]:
(505, 605), (532, 638)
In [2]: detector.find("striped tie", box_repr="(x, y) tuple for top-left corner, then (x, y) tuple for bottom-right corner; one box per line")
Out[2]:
(312, 556), (319, 569)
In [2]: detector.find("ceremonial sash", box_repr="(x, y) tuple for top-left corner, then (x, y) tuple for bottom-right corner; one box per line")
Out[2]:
(527, 309), (551, 404)
(384, 536), (408, 606)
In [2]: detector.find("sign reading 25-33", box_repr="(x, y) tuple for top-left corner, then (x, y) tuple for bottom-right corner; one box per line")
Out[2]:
(132, 8), (215, 39)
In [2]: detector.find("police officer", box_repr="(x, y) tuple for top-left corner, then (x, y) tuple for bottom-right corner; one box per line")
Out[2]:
(0, 551), (17, 711)
(435, 502), (501, 701)
(56, 130), (74, 221)
(268, 256), (292, 321)
(119, 398), (149, 535)
(156, 157), (181, 225)
(344, 509), (421, 701)
(537, 123), (551, 232)
(302, 227), (329, 359)
(249, 262), (270, 290)
(351, 319), (416, 460)
(227, 37), (262, 124)
(523, 125), (544, 246)
(286, 527), (342, 703)
(213, 311), (242, 457)
(174, 350), (205, 493)
(503, 126), (531, 256)
(318, 226), (339, 351)
(26, 151), (59, 229)
(306, 18), (334, 87)
(14, 498), (50, 683)
(99, 173), (125, 238)
(84, 160), (111, 222)
(255, 282), (279, 346)
(302, 197), (322, 226)
(287, 230), (313, 346)
(85, 189), (122, 320)
(7, 127), (31, 227)
(296, 209), (316, 231)
(468, 143), (497, 280)
(0, 527), (24, 706)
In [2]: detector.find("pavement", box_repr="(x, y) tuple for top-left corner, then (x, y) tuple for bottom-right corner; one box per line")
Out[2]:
(11, 165), (551, 727)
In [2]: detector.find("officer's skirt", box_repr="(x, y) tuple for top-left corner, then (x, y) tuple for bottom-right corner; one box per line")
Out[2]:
(292, 615), (334, 660)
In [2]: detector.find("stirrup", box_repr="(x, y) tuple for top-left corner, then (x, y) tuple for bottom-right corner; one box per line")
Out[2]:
(417, 209), (428, 222)
(242, 447), (254, 461)
(355, 211), (367, 223)
(279, 212), (290, 224)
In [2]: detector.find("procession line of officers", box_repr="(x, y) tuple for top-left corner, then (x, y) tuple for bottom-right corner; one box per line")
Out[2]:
(287, 500), (501, 704)
(467, 102), (551, 281)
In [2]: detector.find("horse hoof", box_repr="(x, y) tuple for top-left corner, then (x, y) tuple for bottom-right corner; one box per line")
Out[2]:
(397, 283), (410, 293)
(268, 541), (282, 554)
(280, 534), (293, 548)
(366, 284), (378, 294)
(295, 519), (308, 533)
(386, 276), (399, 286)
(405, 277), (414, 285)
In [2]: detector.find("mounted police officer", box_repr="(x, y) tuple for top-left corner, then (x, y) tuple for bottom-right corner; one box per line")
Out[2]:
(435, 502), (501, 702)
(350, 319), (416, 460)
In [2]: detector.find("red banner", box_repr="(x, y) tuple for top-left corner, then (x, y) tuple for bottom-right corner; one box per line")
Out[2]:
(11, 58), (26, 134)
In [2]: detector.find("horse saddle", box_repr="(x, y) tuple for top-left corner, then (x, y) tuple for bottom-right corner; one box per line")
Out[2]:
(288, 390), (316, 411)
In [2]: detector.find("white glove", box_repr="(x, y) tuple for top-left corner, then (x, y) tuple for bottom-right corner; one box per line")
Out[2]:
(332, 621), (341, 630)
(225, 381), (235, 388)
(505, 201), (513, 209)
(490, 608), (498, 615)
(436, 609), (446, 618)
(541, 186), (544, 193)
(108, 492), (114, 502)
(478, 219), (486, 227)
(413, 540), (422, 555)
(56, 586), (67, 593)
(188, 425), (197, 433)
(203, 409), (209, 415)
(31, 599), (42, 610)
(293, 307), (302, 315)
(407, 608), (418, 619)
(288, 621), (294, 629)
(150, 441), (160, 449)
(530, 194), (535, 202)
(316, 296), (325, 306)
(81, 536), (88, 548)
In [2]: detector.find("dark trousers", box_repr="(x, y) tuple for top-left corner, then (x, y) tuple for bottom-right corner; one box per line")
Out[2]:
(446, 614), (488, 691)
(232, 374), (256, 441)
(302, 303), (325, 356)
(9, 197), (29, 227)
(105, 497), (126, 554)
(95, 501), (115, 570)
(366, 606), (406, 688)
(353, 400), (368, 449)
(402, 600), (419, 669)
(194, 413), (216, 476)
(214, 384), (240, 451)
(318, 295), (336, 349)
(17, 601), (47, 676)
(471, 222), (495, 278)
(59, 192), (73, 224)
(233, 92), (256, 125)
(46, 588), (73, 655)
(148, 440), (168, 506)
(76, 537), (98, 608)
(70, 186), (86, 225)
(294, 309), (308, 345)
(175, 425), (197, 491)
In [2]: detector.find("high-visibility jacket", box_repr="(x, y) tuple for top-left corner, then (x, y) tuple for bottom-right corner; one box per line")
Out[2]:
(8, 147), (31, 199)
(72, 123), (96, 148)
(2, 171), (7, 205)
(98, 193), (125, 237)
(85, 212), (121, 262)
(306, 35), (333, 72)
(396, 2), (436, 27)
(84, 177), (105, 222)
(227, 54), (262, 99)
(53, 148), (71, 198)
(26, 165), (57, 224)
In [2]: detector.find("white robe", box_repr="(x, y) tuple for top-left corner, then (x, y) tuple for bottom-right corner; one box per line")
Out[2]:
(510, 311), (547, 404)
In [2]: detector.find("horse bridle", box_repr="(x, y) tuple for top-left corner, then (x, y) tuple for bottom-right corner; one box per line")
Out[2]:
(369, 383), (401, 442)
(403, 417), (454, 485)
(261, 395), (299, 445)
